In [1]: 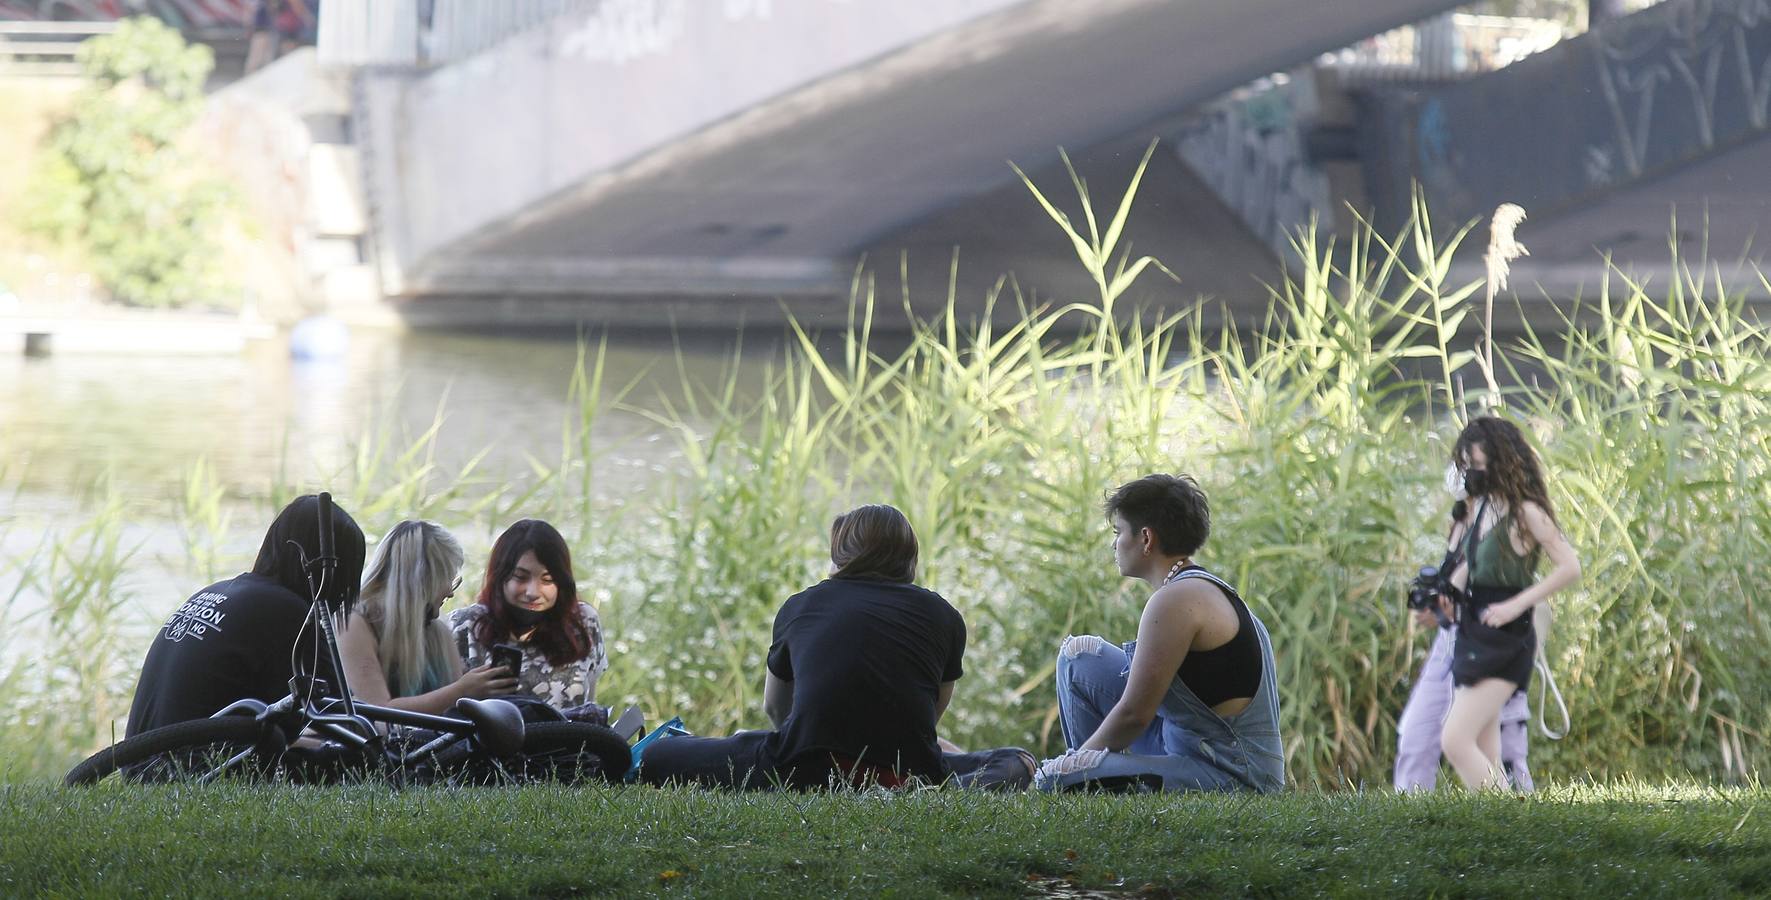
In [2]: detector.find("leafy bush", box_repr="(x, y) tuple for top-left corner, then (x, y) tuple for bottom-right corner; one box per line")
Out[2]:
(22, 17), (232, 309)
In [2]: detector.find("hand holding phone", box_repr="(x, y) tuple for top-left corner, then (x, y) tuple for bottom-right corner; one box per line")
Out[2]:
(490, 643), (524, 677)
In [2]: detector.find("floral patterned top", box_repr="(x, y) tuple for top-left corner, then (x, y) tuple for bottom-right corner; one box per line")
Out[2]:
(447, 603), (608, 710)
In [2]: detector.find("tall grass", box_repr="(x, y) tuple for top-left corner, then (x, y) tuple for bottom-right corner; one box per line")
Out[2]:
(5, 144), (1769, 787)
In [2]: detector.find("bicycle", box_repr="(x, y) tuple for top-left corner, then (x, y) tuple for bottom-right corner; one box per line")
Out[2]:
(66, 493), (631, 786)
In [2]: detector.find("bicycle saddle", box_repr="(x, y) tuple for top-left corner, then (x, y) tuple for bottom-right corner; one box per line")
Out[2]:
(454, 698), (527, 756)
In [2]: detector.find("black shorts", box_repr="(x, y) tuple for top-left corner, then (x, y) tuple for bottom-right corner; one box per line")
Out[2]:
(1452, 589), (1535, 690)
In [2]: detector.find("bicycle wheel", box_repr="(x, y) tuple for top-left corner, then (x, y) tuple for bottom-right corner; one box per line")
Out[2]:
(520, 722), (632, 783)
(64, 717), (275, 786)
(432, 721), (631, 784)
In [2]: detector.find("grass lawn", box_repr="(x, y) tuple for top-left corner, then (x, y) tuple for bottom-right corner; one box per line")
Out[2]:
(0, 781), (1765, 898)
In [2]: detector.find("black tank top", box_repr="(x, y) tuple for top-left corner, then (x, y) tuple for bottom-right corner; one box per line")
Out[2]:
(1173, 566), (1262, 707)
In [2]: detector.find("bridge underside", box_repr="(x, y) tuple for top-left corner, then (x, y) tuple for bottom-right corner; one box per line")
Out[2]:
(364, 0), (1464, 328)
(1459, 135), (1771, 307)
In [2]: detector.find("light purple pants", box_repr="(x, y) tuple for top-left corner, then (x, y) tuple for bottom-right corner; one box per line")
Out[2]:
(1395, 626), (1533, 792)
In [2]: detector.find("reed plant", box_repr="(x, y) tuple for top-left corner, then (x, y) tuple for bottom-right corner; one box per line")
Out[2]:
(7, 144), (1770, 788)
(0, 478), (142, 780)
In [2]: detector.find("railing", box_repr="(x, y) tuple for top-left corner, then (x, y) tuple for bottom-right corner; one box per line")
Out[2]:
(1320, 12), (1569, 83)
(317, 0), (602, 68)
(0, 21), (119, 77)
(427, 0), (601, 64)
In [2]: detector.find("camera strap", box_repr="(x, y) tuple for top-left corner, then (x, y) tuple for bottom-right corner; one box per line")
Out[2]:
(1458, 497), (1490, 602)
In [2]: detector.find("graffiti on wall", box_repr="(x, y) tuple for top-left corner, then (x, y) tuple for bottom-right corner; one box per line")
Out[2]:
(556, 0), (849, 63)
(1171, 74), (1334, 257)
(1594, 0), (1771, 181)
(0, 0), (250, 29)
(559, 0), (688, 64)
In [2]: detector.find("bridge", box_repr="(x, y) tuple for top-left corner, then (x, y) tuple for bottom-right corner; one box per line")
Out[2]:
(288, 0), (1770, 330)
(326, 0), (1462, 328)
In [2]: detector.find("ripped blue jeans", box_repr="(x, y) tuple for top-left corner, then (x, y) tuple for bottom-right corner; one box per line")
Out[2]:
(1040, 634), (1253, 792)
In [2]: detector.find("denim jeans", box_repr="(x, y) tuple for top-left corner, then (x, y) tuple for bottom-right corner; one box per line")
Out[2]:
(1038, 570), (1286, 793)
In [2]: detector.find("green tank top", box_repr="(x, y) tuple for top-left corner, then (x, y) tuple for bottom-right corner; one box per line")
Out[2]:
(1468, 511), (1539, 589)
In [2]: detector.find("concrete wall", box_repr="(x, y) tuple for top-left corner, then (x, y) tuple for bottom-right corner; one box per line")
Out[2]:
(365, 0), (1028, 280)
(1360, 0), (1771, 234)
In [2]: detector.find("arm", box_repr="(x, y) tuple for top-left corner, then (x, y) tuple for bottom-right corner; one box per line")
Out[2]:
(763, 670), (793, 729)
(934, 680), (955, 724)
(1424, 508), (1475, 627)
(339, 613), (514, 716)
(337, 612), (396, 707)
(1481, 502), (1581, 627)
(1079, 584), (1202, 752)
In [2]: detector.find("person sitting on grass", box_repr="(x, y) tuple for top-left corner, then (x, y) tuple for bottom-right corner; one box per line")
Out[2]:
(337, 520), (519, 715)
(125, 494), (366, 736)
(637, 504), (1033, 790)
(448, 519), (609, 721)
(1036, 474), (1285, 793)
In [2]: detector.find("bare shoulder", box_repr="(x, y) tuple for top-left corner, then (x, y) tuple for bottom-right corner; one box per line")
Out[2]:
(1515, 500), (1560, 535)
(1149, 575), (1227, 617)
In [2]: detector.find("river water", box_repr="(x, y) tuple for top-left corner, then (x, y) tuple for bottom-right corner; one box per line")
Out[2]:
(0, 328), (787, 643)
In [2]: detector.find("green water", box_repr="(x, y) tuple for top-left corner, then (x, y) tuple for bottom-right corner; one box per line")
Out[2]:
(0, 327), (783, 638)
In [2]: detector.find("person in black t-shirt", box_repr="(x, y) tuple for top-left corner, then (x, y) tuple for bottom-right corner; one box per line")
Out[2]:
(125, 495), (366, 737)
(638, 504), (1031, 789)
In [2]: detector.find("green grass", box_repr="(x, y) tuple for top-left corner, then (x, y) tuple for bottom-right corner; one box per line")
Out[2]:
(0, 782), (1765, 897)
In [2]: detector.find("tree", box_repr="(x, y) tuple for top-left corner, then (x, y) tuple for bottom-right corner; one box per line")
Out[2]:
(23, 17), (233, 309)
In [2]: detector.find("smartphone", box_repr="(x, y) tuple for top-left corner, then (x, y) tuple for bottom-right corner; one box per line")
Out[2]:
(490, 643), (523, 677)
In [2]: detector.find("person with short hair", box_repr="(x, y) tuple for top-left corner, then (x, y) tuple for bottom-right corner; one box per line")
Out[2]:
(1435, 416), (1579, 790)
(1036, 474), (1285, 792)
(638, 504), (1032, 790)
(336, 520), (518, 715)
(125, 494), (366, 736)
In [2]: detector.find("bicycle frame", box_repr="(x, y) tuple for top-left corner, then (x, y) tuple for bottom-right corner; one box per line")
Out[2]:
(193, 492), (522, 783)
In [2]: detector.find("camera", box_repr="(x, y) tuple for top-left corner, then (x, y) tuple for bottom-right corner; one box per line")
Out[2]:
(1407, 565), (1462, 627)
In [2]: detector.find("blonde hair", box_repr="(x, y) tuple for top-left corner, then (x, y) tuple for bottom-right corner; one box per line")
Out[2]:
(358, 520), (464, 697)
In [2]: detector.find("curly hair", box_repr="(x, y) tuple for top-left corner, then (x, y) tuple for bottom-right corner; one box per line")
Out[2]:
(1452, 416), (1557, 527)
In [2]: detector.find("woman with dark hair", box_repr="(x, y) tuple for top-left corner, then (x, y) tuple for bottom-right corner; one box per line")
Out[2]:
(126, 494), (367, 736)
(1436, 416), (1579, 790)
(446, 519), (607, 712)
(639, 504), (1031, 790)
(1036, 474), (1285, 793)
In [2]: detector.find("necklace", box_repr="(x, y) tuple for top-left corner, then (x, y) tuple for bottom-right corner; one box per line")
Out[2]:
(1162, 559), (1192, 584)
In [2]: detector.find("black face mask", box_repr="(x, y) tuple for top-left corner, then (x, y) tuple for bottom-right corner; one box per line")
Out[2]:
(507, 604), (548, 630)
(1463, 468), (1490, 497)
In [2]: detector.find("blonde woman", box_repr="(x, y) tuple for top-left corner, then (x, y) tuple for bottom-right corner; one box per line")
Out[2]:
(338, 520), (517, 713)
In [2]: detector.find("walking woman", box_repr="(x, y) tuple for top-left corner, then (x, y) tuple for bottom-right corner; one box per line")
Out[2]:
(448, 519), (609, 713)
(337, 520), (518, 714)
(1438, 416), (1580, 790)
